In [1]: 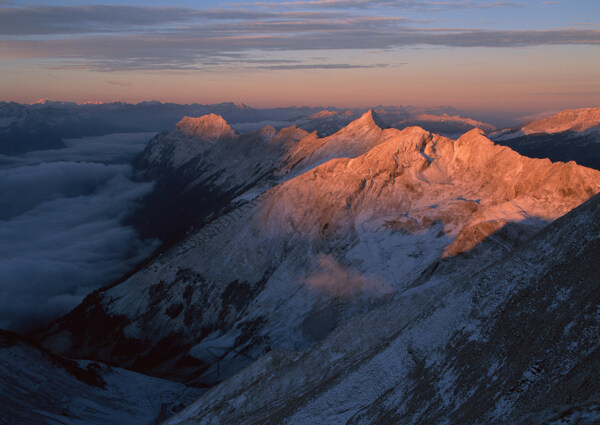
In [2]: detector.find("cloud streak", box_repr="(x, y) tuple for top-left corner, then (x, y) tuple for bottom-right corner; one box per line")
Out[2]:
(0, 4), (598, 72)
(1, 26), (598, 72)
(0, 5), (356, 36)
(254, 63), (392, 70)
(243, 0), (521, 10)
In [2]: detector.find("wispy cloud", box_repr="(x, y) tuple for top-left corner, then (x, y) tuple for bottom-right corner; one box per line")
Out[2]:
(0, 4), (598, 72)
(240, 0), (520, 11)
(254, 63), (392, 70)
(0, 5), (352, 36)
(105, 80), (132, 87)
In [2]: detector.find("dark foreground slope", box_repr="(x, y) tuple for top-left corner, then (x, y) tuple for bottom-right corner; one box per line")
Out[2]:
(166, 193), (600, 425)
(0, 330), (201, 425)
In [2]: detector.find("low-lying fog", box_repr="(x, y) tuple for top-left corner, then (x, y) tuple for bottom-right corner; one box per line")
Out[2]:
(0, 133), (159, 332)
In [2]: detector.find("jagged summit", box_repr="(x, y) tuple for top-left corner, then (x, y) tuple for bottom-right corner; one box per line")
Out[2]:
(175, 113), (236, 141)
(278, 109), (387, 176)
(348, 109), (386, 131)
(456, 127), (489, 144)
(522, 106), (600, 135)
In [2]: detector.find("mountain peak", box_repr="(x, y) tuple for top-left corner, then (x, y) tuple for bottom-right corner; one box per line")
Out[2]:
(338, 109), (385, 132)
(357, 109), (386, 129)
(453, 127), (501, 160)
(460, 127), (487, 138)
(175, 114), (235, 141)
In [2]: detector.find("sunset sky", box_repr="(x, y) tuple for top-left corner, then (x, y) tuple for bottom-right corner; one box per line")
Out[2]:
(1, 0), (599, 115)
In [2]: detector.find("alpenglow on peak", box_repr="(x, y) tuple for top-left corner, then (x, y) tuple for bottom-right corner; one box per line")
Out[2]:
(175, 114), (236, 141)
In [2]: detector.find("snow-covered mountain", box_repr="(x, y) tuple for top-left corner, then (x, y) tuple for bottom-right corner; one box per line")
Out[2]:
(0, 101), (496, 155)
(280, 108), (496, 138)
(493, 107), (600, 140)
(0, 329), (201, 425)
(166, 191), (600, 425)
(520, 106), (600, 135)
(136, 114), (239, 173)
(0, 111), (65, 154)
(492, 107), (600, 170)
(130, 110), (395, 245)
(175, 114), (237, 141)
(37, 114), (600, 391)
(0, 101), (134, 154)
(129, 114), (310, 245)
(278, 110), (387, 176)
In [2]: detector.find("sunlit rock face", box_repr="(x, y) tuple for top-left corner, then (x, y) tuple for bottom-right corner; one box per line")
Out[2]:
(165, 193), (600, 425)
(521, 107), (600, 135)
(38, 112), (600, 390)
(175, 114), (236, 141)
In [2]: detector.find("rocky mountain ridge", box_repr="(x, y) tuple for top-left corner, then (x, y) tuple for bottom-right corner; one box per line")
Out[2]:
(37, 112), (600, 392)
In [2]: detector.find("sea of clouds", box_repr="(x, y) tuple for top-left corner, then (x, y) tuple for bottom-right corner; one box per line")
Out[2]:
(0, 133), (160, 332)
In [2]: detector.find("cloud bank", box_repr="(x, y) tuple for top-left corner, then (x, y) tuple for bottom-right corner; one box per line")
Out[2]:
(0, 3), (598, 71)
(0, 133), (159, 333)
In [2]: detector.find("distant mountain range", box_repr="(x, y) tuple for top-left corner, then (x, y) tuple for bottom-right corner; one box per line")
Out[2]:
(0, 100), (493, 155)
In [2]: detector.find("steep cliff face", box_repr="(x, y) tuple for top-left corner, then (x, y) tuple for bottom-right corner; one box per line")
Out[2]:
(166, 193), (600, 425)
(38, 118), (600, 391)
